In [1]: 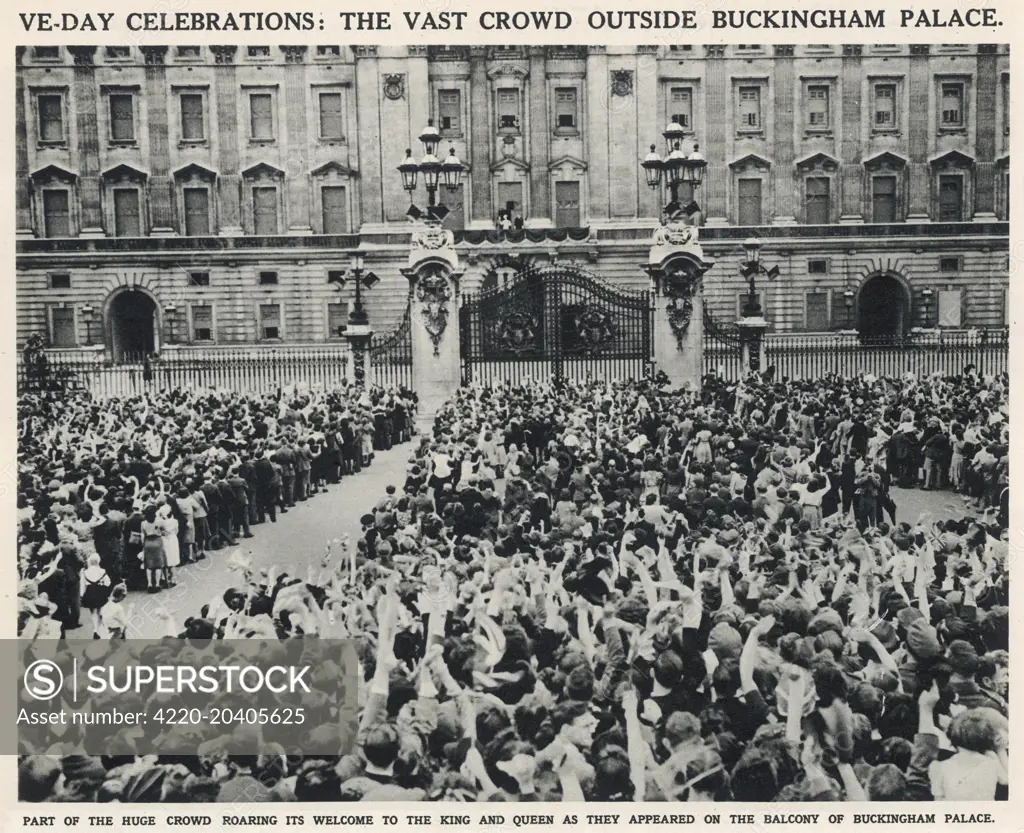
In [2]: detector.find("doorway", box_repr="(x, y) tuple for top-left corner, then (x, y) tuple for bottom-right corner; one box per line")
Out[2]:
(857, 274), (908, 340)
(109, 290), (157, 363)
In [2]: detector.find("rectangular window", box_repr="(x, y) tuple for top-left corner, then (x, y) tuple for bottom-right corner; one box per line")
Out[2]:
(872, 175), (898, 223)
(555, 88), (578, 131)
(247, 46), (271, 59)
(253, 187), (278, 234)
(327, 302), (349, 338)
(176, 46), (201, 60)
(737, 178), (762, 226)
(806, 85), (830, 129)
(180, 93), (205, 141)
(109, 93), (135, 142)
(940, 82), (965, 128)
(737, 86), (761, 131)
(438, 89), (461, 135)
(105, 47), (130, 60)
(669, 87), (693, 129)
(874, 83), (897, 129)
(321, 185), (348, 234)
(37, 94), (64, 144)
(497, 88), (520, 130)
(937, 289), (963, 327)
(50, 307), (76, 348)
(318, 92), (344, 140)
(805, 177), (831, 224)
(260, 304), (281, 340)
(807, 259), (829, 275)
(42, 190), (70, 238)
(249, 93), (274, 140)
(940, 256), (961, 272)
(33, 46), (59, 61)
(183, 187), (210, 236)
(497, 182), (523, 218)
(316, 46), (341, 58)
(188, 271), (210, 287)
(49, 273), (71, 290)
(806, 292), (830, 331)
(113, 189), (141, 237)
(938, 175), (963, 221)
(259, 270), (279, 286)
(554, 181), (581, 227)
(191, 305), (213, 341)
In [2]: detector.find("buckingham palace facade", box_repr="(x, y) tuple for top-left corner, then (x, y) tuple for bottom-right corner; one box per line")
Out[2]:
(15, 44), (1010, 360)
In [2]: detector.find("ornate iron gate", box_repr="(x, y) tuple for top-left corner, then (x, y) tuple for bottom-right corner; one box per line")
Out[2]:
(702, 308), (745, 380)
(369, 298), (413, 390)
(460, 264), (652, 385)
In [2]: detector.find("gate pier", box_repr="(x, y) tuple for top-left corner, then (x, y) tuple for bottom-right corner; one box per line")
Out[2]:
(644, 223), (715, 390)
(402, 225), (464, 429)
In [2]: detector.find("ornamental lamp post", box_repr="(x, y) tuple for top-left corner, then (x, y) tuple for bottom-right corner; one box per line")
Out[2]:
(336, 252), (380, 328)
(399, 120), (465, 223)
(641, 120), (707, 222)
(739, 237), (780, 317)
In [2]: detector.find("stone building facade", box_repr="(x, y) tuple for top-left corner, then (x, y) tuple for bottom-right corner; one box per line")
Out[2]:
(15, 44), (1010, 360)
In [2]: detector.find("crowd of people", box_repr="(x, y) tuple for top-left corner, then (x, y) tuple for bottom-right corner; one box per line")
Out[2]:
(17, 368), (1010, 804)
(17, 382), (417, 640)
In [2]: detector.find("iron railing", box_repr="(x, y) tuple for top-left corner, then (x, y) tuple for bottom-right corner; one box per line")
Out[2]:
(18, 345), (353, 400)
(369, 300), (414, 391)
(704, 324), (1010, 381)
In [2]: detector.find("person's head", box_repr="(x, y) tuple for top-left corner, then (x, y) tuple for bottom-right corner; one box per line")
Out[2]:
(550, 700), (598, 750)
(947, 708), (1008, 754)
(86, 553), (101, 569)
(362, 723), (400, 769)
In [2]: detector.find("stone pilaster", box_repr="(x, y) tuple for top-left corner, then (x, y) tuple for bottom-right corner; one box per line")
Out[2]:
(704, 46), (728, 224)
(585, 46), (609, 221)
(354, 47), (384, 225)
(282, 46), (311, 233)
(69, 47), (103, 236)
(15, 48), (31, 236)
(528, 47), (550, 224)
(469, 47), (492, 225)
(907, 45), (931, 221)
(975, 45), (999, 218)
(840, 45), (864, 222)
(773, 46), (796, 224)
(141, 47), (174, 234)
(213, 48), (242, 234)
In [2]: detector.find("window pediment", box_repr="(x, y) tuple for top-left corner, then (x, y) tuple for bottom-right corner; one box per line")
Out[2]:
(102, 163), (148, 183)
(729, 154), (771, 173)
(173, 163), (217, 182)
(30, 164), (77, 184)
(929, 150), (974, 170)
(795, 152), (839, 172)
(242, 161), (285, 180)
(863, 151), (907, 171)
(311, 161), (358, 178)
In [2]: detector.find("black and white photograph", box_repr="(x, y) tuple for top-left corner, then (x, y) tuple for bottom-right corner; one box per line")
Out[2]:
(14, 42), (1010, 803)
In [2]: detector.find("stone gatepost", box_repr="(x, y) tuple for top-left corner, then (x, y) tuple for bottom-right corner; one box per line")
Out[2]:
(644, 223), (715, 391)
(401, 225), (465, 430)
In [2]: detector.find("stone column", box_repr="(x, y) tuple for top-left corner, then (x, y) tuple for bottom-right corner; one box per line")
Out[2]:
(468, 47), (493, 226)
(354, 47), (384, 225)
(974, 45), (999, 219)
(585, 46), (609, 221)
(344, 325), (373, 388)
(15, 48), (32, 237)
(704, 46), (728, 225)
(772, 46), (797, 224)
(527, 47), (551, 225)
(645, 223), (714, 390)
(68, 47), (103, 236)
(282, 46), (312, 233)
(840, 45), (864, 222)
(403, 225), (463, 427)
(907, 45), (931, 221)
(212, 47), (242, 234)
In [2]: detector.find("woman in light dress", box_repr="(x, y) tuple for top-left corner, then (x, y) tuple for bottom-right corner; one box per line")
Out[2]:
(693, 429), (714, 465)
(158, 503), (180, 588)
(505, 444), (522, 479)
(141, 506), (166, 593)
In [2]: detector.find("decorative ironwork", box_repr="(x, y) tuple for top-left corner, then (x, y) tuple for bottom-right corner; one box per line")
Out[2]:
(416, 269), (453, 356)
(460, 263), (651, 385)
(383, 74), (406, 100)
(369, 299), (413, 390)
(660, 263), (704, 349)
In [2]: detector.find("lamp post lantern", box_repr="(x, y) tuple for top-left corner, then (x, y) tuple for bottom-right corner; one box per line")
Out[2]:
(640, 121), (707, 222)
(399, 120), (465, 223)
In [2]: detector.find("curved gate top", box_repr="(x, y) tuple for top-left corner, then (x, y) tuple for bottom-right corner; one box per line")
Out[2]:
(459, 264), (652, 386)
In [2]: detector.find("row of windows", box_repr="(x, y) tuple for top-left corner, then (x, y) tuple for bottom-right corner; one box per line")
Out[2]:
(44, 300), (353, 348)
(29, 45), (345, 63)
(36, 180), (352, 237)
(31, 74), (1006, 151)
(35, 164), (1007, 238)
(33, 88), (349, 147)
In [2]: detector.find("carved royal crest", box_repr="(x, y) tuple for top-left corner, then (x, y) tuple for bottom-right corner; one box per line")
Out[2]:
(653, 223), (698, 248)
(412, 225), (454, 252)
(663, 264), (703, 349)
(383, 74), (405, 101)
(415, 269), (452, 356)
(610, 70), (633, 97)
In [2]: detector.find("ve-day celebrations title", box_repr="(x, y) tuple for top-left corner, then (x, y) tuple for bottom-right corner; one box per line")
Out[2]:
(17, 7), (1004, 33)
(9, 640), (359, 756)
